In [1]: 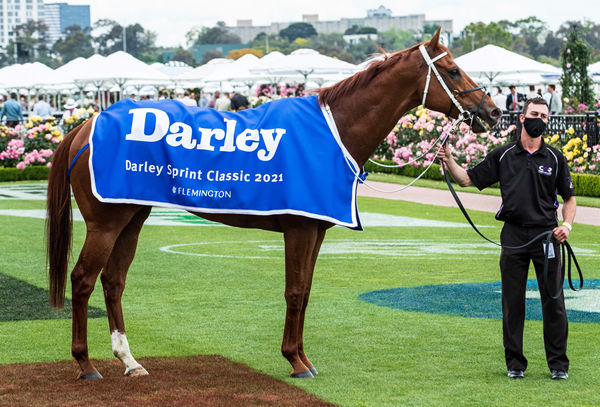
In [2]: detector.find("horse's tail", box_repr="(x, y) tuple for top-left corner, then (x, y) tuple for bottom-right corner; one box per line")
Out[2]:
(46, 122), (85, 308)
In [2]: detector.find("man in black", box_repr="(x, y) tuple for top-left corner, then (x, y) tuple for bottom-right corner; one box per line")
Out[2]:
(438, 97), (576, 380)
(230, 91), (250, 111)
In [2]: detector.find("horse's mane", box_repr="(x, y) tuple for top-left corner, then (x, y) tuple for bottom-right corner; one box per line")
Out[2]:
(317, 43), (422, 107)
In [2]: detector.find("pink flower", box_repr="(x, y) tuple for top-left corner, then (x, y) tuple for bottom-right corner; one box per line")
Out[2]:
(16, 162), (25, 170)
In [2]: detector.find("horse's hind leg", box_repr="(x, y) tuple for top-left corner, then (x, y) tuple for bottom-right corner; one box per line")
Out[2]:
(101, 207), (151, 377)
(71, 228), (123, 379)
(297, 226), (326, 376)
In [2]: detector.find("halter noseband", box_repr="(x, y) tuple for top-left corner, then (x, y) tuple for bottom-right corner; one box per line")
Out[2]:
(418, 44), (486, 126)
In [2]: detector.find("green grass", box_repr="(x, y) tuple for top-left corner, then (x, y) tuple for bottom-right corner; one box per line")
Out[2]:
(368, 172), (600, 209)
(1, 189), (599, 406)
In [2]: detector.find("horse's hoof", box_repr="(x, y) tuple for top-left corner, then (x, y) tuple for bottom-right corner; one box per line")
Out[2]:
(308, 365), (319, 376)
(78, 370), (103, 380)
(125, 366), (149, 377)
(291, 369), (314, 379)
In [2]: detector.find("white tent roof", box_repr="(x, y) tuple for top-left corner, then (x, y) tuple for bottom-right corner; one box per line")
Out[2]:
(176, 58), (233, 82)
(202, 54), (262, 83)
(0, 62), (71, 88)
(67, 51), (170, 87)
(490, 72), (557, 86)
(251, 48), (358, 79)
(589, 60), (600, 75)
(455, 44), (562, 83)
(151, 61), (193, 79)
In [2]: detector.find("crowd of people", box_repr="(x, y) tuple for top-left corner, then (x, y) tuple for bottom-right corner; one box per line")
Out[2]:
(0, 84), (565, 129)
(491, 84), (563, 114)
(0, 92), (101, 128)
(161, 90), (251, 112)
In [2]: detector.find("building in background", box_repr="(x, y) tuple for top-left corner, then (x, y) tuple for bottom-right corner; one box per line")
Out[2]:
(227, 6), (453, 44)
(0, 0), (45, 48)
(43, 2), (90, 46)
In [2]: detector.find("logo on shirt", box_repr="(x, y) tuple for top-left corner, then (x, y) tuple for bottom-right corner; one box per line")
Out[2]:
(538, 165), (553, 176)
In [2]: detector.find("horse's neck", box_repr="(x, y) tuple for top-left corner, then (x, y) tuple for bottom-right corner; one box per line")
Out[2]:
(329, 68), (421, 168)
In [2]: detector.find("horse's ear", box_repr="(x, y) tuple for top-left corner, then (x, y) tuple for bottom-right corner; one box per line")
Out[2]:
(428, 27), (442, 49)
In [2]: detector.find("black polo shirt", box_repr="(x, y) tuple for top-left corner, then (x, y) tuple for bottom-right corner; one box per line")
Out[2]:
(466, 139), (575, 227)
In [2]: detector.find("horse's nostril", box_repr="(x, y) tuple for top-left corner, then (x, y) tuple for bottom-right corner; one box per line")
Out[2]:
(490, 108), (502, 117)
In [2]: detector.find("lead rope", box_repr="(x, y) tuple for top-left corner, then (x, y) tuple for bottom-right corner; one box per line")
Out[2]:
(440, 157), (583, 299)
(345, 118), (462, 194)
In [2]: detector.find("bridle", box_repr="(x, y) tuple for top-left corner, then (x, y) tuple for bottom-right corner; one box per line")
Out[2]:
(418, 44), (487, 130)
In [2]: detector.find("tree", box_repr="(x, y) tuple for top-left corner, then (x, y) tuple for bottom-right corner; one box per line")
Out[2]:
(93, 19), (123, 55)
(279, 22), (317, 42)
(560, 26), (595, 106)
(194, 21), (241, 44)
(455, 22), (512, 55)
(510, 17), (547, 58)
(344, 25), (377, 35)
(52, 25), (94, 64)
(93, 19), (158, 61)
(6, 20), (50, 64)
(123, 23), (158, 61)
(309, 33), (347, 56)
(538, 32), (563, 61)
(344, 25), (361, 35)
(250, 32), (288, 54)
(229, 48), (263, 59)
(171, 48), (196, 66)
(200, 49), (224, 65)
(347, 38), (378, 63)
(379, 28), (418, 52)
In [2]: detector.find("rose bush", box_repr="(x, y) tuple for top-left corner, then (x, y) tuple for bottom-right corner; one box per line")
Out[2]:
(373, 107), (600, 175)
(0, 116), (63, 169)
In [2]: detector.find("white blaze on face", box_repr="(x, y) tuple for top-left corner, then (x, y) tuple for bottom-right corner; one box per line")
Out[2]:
(111, 330), (143, 374)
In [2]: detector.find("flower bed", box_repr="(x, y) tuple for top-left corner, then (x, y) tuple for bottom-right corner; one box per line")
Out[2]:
(372, 106), (515, 171)
(374, 107), (600, 176)
(0, 116), (62, 170)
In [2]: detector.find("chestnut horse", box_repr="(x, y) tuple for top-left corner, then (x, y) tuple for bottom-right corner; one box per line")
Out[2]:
(46, 30), (501, 380)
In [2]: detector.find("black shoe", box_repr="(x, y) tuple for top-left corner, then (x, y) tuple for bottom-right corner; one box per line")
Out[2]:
(507, 369), (524, 379)
(551, 370), (568, 380)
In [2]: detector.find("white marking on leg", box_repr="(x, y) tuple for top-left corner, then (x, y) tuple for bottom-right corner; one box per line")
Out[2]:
(111, 330), (145, 375)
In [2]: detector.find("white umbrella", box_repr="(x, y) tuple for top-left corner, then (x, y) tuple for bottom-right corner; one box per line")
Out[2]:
(455, 44), (562, 85)
(150, 61), (193, 80)
(0, 62), (71, 88)
(202, 54), (261, 83)
(250, 48), (358, 83)
(176, 58), (233, 82)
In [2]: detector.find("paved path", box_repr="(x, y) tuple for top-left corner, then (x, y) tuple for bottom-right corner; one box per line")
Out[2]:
(357, 180), (600, 227)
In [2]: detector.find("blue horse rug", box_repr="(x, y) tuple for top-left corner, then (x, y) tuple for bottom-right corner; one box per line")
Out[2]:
(89, 96), (362, 229)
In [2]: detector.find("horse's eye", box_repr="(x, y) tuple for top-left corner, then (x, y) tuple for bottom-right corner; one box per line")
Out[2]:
(450, 68), (460, 76)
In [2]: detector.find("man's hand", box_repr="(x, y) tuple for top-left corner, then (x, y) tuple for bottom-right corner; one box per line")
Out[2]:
(437, 143), (452, 164)
(552, 225), (570, 242)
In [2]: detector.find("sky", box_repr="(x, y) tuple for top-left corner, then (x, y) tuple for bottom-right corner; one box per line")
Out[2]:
(66, 0), (600, 47)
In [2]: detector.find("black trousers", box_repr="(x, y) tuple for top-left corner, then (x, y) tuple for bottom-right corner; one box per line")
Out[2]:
(499, 222), (569, 372)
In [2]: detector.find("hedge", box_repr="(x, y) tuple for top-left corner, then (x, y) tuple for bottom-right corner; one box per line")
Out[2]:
(364, 160), (600, 198)
(0, 166), (50, 182)
(2, 162), (599, 198)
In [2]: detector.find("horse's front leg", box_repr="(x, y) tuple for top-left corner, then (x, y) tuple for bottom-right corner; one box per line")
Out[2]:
(281, 217), (320, 378)
(297, 227), (326, 376)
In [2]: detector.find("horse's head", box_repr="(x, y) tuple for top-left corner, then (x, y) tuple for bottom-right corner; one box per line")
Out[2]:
(418, 29), (502, 133)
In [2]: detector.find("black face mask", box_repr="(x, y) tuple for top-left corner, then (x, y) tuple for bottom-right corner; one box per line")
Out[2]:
(523, 117), (546, 138)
